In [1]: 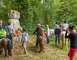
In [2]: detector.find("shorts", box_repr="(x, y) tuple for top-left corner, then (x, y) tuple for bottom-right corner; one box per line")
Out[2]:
(22, 42), (26, 48)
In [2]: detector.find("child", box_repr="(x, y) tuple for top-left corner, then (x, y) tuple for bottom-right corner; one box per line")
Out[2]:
(16, 28), (20, 42)
(65, 25), (77, 60)
(55, 25), (61, 46)
(21, 28), (29, 54)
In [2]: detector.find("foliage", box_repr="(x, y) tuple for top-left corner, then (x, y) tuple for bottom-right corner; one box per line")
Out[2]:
(0, 0), (77, 32)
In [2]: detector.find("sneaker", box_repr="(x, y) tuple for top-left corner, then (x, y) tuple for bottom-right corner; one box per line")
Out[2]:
(58, 44), (60, 46)
(23, 52), (26, 54)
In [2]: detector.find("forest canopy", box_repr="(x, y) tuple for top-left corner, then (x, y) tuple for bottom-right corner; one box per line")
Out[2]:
(0, 0), (77, 33)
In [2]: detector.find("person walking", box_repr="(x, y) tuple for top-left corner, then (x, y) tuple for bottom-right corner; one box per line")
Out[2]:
(21, 28), (29, 54)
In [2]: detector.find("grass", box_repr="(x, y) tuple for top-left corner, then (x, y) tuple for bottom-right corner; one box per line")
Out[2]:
(0, 35), (77, 60)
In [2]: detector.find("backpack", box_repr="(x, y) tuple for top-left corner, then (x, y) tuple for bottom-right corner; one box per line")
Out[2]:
(0, 29), (6, 38)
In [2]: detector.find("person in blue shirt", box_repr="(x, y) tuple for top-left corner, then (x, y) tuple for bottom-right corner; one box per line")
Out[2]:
(55, 21), (58, 28)
(55, 25), (61, 46)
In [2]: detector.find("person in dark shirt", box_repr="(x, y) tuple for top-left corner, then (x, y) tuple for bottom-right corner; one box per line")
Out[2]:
(33, 24), (41, 48)
(55, 25), (61, 46)
(65, 25), (77, 60)
(33, 24), (41, 34)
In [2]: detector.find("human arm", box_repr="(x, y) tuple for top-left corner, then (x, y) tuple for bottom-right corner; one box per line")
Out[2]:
(33, 29), (37, 34)
(33, 28), (39, 34)
(65, 31), (70, 38)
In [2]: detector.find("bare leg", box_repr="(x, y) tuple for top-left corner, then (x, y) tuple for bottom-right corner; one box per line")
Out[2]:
(24, 48), (27, 54)
(23, 42), (27, 54)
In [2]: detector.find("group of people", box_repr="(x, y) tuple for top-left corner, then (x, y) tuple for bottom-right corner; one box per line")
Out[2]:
(16, 28), (29, 54)
(33, 20), (77, 60)
(0, 20), (29, 54)
(0, 19), (77, 60)
(32, 24), (52, 49)
(54, 20), (77, 60)
(54, 20), (69, 46)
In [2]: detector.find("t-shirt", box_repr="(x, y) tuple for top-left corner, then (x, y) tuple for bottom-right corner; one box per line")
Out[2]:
(62, 23), (69, 30)
(65, 32), (77, 49)
(5, 25), (13, 35)
(16, 30), (20, 35)
(22, 32), (29, 42)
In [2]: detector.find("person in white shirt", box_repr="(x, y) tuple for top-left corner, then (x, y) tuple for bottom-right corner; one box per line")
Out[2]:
(62, 20), (69, 31)
(46, 25), (50, 44)
(21, 28), (29, 54)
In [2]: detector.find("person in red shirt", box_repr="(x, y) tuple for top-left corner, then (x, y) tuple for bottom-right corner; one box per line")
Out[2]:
(16, 28), (20, 42)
